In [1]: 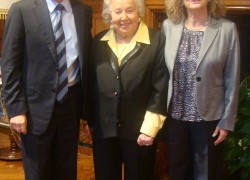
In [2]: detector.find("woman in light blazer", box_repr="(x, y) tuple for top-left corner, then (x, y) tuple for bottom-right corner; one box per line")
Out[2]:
(162, 0), (240, 179)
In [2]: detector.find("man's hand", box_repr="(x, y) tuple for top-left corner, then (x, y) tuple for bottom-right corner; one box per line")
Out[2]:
(10, 114), (27, 134)
(212, 127), (228, 146)
(137, 133), (154, 146)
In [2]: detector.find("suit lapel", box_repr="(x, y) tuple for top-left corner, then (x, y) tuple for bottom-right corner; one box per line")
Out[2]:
(197, 17), (219, 69)
(102, 42), (120, 75)
(71, 0), (84, 69)
(109, 51), (120, 75)
(120, 43), (142, 70)
(170, 22), (184, 70)
(104, 42), (143, 75)
(33, 0), (57, 65)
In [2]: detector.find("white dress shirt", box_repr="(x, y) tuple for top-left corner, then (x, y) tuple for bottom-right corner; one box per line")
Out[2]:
(46, 0), (80, 86)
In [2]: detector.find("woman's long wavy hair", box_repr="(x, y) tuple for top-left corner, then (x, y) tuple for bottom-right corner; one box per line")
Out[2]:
(165, 0), (226, 24)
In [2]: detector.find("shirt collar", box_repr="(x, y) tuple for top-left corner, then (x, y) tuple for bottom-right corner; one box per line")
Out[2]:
(101, 21), (150, 45)
(46, 0), (71, 14)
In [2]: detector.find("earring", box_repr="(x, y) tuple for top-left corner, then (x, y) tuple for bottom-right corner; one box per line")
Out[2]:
(138, 18), (141, 22)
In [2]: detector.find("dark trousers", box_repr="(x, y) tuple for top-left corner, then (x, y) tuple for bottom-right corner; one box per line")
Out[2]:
(93, 137), (157, 180)
(166, 119), (223, 180)
(21, 83), (82, 180)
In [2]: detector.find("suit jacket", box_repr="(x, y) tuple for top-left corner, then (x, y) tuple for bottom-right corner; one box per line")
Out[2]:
(90, 29), (169, 140)
(1, 0), (92, 135)
(162, 16), (240, 131)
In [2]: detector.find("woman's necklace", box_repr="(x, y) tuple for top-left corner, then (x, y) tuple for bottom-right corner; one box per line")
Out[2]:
(185, 20), (208, 31)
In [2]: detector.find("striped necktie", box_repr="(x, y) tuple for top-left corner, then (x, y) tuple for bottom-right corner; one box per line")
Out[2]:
(53, 4), (68, 103)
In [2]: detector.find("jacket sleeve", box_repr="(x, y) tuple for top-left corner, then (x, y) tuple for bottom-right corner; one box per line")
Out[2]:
(140, 111), (166, 138)
(147, 33), (169, 116)
(217, 23), (240, 131)
(140, 33), (169, 137)
(81, 4), (93, 121)
(1, 3), (28, 118)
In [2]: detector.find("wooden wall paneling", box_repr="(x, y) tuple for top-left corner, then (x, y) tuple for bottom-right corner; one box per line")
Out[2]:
(82, 0), (250, 33)
(82, 0), (110, 35)
(83, 0), (102, 13)
(92, 14), (109, 35)
(0, 9), (7, 57)
(225, 0), (250, 9)
(143, 0), (165, 29)
(225, 1), (250, 14)
(144, 0), (250, 29)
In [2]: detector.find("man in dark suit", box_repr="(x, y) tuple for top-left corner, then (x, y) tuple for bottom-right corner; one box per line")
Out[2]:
(1, 0), (92, 179)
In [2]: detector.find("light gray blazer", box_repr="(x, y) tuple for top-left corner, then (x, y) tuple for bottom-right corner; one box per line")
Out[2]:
(162, 16), (240, 131)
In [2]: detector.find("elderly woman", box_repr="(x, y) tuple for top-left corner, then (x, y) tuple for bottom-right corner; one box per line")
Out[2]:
(88, 0), (168, 179)
(162, 0), (240, 179)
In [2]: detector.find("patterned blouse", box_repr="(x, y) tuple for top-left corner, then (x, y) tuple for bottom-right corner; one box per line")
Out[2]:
(169, 27), (204, 122)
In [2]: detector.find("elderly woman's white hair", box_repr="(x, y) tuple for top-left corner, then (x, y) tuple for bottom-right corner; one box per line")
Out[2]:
(102, 0), (145, 23)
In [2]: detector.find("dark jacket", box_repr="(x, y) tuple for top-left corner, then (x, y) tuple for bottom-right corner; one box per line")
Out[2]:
(90, 28), (169, 141)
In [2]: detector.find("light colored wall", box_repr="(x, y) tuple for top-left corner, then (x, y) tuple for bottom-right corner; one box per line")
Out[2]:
(0, 0), (19, 9)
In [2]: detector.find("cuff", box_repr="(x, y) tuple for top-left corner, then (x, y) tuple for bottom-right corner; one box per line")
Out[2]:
(140, 111), (166, 138)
